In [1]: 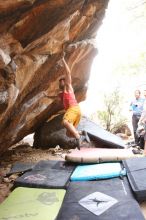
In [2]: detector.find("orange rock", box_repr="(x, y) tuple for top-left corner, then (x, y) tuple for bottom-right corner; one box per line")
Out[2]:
(0, 0), (108, 155)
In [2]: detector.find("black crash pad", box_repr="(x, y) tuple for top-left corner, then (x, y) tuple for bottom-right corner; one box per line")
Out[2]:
(123, 157), (146, 202)
(6, 162), (34, 176)
(77, 117), (125, 149)
(14, 160), (76, 189)
(57, 178), (145, 220)
(33, 160), (75, 172)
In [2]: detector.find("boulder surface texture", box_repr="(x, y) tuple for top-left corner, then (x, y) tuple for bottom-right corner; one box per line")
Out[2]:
(0, 0), (109, 154)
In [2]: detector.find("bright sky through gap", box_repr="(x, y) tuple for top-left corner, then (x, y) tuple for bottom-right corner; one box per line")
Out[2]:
(80, 0), (146, 117)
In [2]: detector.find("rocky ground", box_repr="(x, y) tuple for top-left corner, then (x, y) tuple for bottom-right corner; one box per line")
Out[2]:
(0, 140), (146, 219)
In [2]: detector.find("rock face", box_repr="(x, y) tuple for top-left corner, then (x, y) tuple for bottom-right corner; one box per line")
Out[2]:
(0, 0), (109, 155)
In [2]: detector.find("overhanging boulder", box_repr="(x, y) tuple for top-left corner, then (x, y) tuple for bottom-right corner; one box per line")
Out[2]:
(0, 0), (109, 155)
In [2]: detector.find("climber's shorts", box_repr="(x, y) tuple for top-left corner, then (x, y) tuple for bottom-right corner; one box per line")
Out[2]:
(63, 105), (81, 127)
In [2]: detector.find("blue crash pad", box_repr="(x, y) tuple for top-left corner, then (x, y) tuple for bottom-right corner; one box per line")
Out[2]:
(70, 162), (126, 181)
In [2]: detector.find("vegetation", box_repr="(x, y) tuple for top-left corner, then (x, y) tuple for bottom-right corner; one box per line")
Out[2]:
(91, 88), (127, 133)
(90, 0), (146, 132)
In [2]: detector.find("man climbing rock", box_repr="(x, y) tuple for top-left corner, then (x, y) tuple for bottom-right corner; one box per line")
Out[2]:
(58, 55), (90, 150)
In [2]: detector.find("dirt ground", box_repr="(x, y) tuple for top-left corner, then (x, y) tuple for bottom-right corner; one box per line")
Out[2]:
(0, 142), (146, 219)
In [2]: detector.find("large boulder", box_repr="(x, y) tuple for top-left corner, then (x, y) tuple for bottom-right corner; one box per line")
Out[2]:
(33, 114), (76, 149)
(0, 0), (109, 155)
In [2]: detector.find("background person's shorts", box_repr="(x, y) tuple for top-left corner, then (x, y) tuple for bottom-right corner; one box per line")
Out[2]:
(144, 132), (146, 141)
(63, 105), (81, 127)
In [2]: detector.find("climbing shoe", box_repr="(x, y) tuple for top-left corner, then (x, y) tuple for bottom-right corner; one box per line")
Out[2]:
(82, 130), (90, 143)
(132, 148), (143, 155)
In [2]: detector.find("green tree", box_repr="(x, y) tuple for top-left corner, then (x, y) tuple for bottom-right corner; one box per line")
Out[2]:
(96, 88), (127, 132)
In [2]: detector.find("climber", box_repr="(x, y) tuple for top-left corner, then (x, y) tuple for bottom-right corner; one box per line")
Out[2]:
(58, 55), (90, 150)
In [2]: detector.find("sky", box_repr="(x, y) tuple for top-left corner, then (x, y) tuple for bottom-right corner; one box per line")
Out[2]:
(80, 0), (146, 116)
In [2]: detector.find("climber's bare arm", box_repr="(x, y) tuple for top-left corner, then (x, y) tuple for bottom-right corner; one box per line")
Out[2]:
(62, 57), (73, 92)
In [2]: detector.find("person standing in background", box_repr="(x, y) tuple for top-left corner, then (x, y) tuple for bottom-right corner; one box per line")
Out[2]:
(137, 89), (146, 154)
(137, 96), (146, 155)
(129, 90), (144, 145)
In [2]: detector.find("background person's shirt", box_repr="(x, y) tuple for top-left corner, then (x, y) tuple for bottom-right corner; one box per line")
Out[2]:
(129, 98), (144, 116)
(139, 99), (146, 123)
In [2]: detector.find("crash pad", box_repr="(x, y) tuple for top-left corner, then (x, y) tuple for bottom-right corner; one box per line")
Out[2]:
(65, 147), (135, 163)
(14, 160), (75, 189)
(70, 162), (126, 181)
(123, 157), (146, 202)
(0, 187), (65, 220)
(33, 160), (75, 172)
(77, 117), (125, 148)
(57, 178), (145, 220)
(6, 162), (34, 176)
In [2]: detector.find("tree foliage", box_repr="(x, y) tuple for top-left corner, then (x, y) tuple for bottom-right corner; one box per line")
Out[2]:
(95, 88), (127, 132)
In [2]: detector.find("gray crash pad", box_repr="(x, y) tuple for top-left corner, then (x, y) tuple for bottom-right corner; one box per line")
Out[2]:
(14, 160), (76, 189)
(6, 162), (34, 176)
(123, 157), (146, 202)
(57, 178), (145, 220)
(77, 117), (125, 149)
